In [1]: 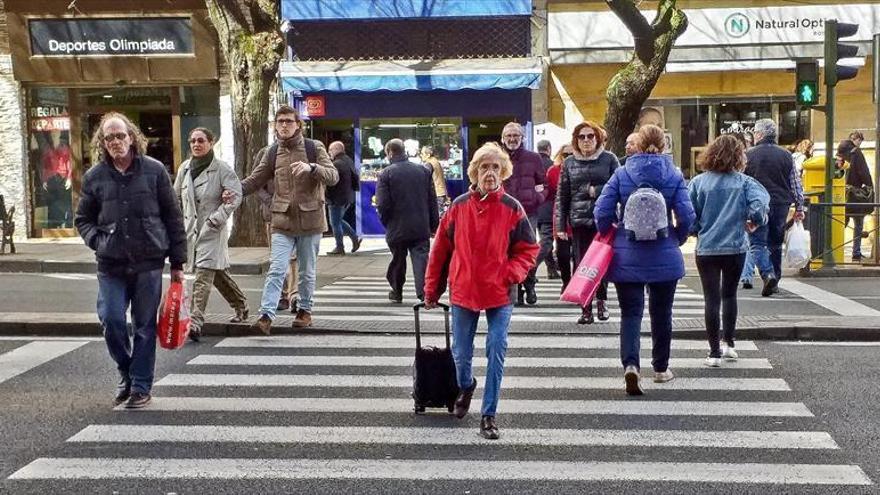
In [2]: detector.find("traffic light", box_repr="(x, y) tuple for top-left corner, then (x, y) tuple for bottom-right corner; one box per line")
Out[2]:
(795, 61), (819, 106)
(824, 19), (860, 87)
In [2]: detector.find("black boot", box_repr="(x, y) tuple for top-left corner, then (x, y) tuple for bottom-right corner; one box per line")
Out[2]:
(480, 415), (500, 440)
(596, 300), (610, 321)
(453, 379), (477, 418)
(577, 304), (594, 325)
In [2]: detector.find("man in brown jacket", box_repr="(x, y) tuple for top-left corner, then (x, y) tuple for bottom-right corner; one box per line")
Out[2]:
(234, 105), (338, 333)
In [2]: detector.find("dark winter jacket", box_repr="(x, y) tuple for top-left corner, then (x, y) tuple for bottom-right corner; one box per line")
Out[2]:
(745, 137), (797, 206)
(376, 157), (439, 245)
(555, 150), (619, 232)
(839, 140), (874, 217)
(594, 153), (695, 283)
(75, 153), (186, 276)
(503, 146), (546, 217)
(536, 153), (555, 224)
(424, 186), (539, 312)
(326, 153), (359, 206)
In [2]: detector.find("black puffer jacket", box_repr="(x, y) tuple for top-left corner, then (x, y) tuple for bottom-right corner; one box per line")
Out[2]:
(75, 154), (187, 276)
(555, 150), (619, 231)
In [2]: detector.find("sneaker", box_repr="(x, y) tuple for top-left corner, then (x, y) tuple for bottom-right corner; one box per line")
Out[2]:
(229, 308), (249, 323)
(326, 247), (345, 256)
(124, 392), (151, 409)
(596, 300), (610, 321)
(113, 379), (131, 406)
(741, 280), (753, 290)
(703, 356), (722, 368)
(479, 415), (500, 440)
(577, 306), (594, 325)
(252, 314), (272, 336)
(453, 378), (477, 418)
(761, 276), (778, 297)
(351, 237), (362, 253)
(292, 309), (312, 328)
(653, 369), (675, 383)
(388, 291), (403, 304)
(290, 299), (299, 314)
(188, 324), (201, 342)
(624, 365), (643, 396)
(721, 346), (738, 361)
(525, 287), (537, 305)
(276, 298), (290, 311)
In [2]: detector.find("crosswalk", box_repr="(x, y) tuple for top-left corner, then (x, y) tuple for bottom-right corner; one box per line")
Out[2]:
(8, 334), (872, 490)
(0, 337), (97, 385)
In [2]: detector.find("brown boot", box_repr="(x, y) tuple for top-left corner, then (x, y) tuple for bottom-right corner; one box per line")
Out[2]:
(292, 309), (312, 328)
(453, 378), (477, 418)
(251, 314), (271, 336)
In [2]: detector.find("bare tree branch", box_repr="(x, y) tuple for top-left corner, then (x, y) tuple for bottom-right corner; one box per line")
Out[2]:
(605, 0), (654, 64)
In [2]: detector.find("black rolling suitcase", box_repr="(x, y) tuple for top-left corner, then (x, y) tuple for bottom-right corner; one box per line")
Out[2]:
(412, 302), (459, 414)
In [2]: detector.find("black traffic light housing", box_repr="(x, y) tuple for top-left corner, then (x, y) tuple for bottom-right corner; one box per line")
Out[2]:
(824, 19), (860, 86)
(795, 60), (819, 106)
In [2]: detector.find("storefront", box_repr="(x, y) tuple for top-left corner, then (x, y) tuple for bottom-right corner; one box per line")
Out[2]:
(282, 0), (539, 236)
(547, 2), (879, 177)
(5, 0), (220, 238)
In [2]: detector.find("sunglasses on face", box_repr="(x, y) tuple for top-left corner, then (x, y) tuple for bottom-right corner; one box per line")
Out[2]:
(275, 118), (296, 125)
(577, 133), (596, 141)
(102, 132), (128, 143)
(189, 137), (209, 144)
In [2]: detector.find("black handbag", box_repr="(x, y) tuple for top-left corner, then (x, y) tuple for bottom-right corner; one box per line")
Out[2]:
(849, 184), (874, 203)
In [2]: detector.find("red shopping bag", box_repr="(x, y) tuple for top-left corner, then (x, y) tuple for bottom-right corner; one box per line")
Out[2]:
(561, 226), (616, 306)
(157, 280), (190, 350)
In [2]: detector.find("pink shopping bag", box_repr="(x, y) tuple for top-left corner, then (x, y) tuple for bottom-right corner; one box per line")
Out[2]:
(560, 226), (616, 306)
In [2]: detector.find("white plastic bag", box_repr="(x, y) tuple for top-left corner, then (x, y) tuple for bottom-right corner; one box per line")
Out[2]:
(784, 220), (811, 269)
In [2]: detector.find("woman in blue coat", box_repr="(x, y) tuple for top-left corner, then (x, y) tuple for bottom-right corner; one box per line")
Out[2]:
(594, 125), (696, 396)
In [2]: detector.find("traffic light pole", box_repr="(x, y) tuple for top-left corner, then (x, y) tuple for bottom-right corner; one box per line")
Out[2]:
(824, 83), (835, 267)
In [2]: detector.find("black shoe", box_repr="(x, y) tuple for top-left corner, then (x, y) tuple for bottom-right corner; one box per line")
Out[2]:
(388, 291), (403, 303)
(480, 415), (500, 440)
(276, 298), (290, 311)
(742, 281), (753, 290)
(577, 306), (594, 325)
(326, 247), (345, 256)
(453, 379), (477, 419)
(596, 300), (610, 321)
(188, 325), (201, 342)
(351, 237), (362, 253)
(547, 268), (561, 280)
(113, 379), (131, 406)
(761, 276), (778, 297)
(125, 392), (151, 409)
(525, 287), (537, 305)
(852, 254), (864, 262)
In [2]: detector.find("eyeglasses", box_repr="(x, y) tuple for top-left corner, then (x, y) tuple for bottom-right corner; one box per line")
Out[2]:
(102, 132), (128, 143)
(502, 134), (523, 139)
(189, 137), (209, 144)
(275, 118), (297, 126)
(577, 133), (597, 141)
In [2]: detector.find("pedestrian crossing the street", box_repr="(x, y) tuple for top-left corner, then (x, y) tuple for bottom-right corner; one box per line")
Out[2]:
(8, 334), (872, 491)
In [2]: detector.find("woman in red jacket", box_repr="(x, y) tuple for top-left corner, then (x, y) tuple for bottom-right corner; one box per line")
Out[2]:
(424, 142), (539, 440)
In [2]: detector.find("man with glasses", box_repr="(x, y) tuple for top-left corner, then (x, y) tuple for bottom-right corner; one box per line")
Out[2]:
(75, 112), (187, 409)
(233, 105), (338, 333)
(501, 122), (546, 305)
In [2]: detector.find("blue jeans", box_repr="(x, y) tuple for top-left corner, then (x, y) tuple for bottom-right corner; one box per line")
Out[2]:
(97, 269), (163, 395)
(615, 280), (677, 373)
(328, 203), (357, 249)
(740, 248), (755, 283)
(451, 304), (513, 417)
(260, 232), (321, 318)
(749, 204), (789, 280)
(847, 215), (865, 257)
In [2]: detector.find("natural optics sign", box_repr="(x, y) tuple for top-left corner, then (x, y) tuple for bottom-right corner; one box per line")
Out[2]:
(29, 17), (194, 56)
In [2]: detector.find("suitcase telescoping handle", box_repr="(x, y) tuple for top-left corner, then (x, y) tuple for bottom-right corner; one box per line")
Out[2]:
(413, 302), (451, 350)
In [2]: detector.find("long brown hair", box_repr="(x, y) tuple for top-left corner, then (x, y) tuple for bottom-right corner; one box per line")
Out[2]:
(89, 112), (148, 164)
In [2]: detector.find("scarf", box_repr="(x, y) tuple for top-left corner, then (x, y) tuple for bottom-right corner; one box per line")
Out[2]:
(189, 150), (214, 181)
(572, 147), (604, 161)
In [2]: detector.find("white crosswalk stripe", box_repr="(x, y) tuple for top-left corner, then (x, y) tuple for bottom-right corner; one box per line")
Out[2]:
(0, 340), (92, 385)
(7, 333), (872, 489)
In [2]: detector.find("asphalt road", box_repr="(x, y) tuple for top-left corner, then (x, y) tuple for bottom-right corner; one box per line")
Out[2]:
(0, 335), (876, 494)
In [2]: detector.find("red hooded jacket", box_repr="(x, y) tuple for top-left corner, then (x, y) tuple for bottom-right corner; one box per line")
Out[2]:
(424, 186), (539, 311)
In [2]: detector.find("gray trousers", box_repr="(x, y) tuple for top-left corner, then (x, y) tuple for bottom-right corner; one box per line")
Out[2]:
(387, 239), (430, 300)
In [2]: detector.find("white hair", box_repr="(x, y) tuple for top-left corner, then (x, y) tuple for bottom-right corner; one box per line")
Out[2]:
(754, 119), (777, 140)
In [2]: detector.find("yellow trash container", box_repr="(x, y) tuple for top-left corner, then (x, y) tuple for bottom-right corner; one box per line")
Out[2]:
(801, 155), (845, 266)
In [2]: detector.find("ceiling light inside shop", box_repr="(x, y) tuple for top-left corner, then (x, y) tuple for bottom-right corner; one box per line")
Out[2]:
(102, 95), (113, 99)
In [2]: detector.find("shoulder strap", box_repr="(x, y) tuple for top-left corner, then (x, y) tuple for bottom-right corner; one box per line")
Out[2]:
(304, 138), (317, 164)
(267, 143), (279, 171)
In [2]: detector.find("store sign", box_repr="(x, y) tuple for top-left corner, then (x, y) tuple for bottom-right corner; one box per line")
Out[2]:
(304, 96), (326, 117)
(550, 4), (880, 49)
(29, 105), (70, 132)
(29, 17), (193, 56)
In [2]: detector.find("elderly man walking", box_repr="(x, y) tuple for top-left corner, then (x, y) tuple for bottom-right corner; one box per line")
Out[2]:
(75, 112), (186, 409)
(325, 141), (362, 256)
(501, 122), (545, 305)
(235, 105), (338, 333)
(744, 119), (804, 297)
(376, 138), (439, 303)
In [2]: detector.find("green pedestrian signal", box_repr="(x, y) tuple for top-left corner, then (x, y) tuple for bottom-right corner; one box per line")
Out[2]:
(797, 81), (818, 106)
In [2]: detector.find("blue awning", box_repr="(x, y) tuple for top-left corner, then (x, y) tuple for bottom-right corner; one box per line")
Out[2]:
(281, 58), (542, 93)
(283, 0), (532, 21)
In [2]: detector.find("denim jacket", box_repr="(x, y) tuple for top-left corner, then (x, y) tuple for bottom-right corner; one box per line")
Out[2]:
(687, 171), (770, 256)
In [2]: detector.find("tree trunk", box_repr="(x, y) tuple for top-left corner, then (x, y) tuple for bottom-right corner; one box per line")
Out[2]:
(206, 0), (284, 247)
(603, 0), (688, 156)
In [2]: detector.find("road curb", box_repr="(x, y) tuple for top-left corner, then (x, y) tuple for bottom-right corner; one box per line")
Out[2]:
(0, 260), (269, 275)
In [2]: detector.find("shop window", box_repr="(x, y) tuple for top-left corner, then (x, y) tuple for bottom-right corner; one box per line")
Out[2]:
(359, 118), (463, 181)
(716, 103), (773, 147)
(27, 87), (72, 236)
(778, 103), (811, 146)
(179, 84), (221, 163)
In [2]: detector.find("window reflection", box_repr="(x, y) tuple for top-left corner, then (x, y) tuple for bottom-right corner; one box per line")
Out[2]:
(359, 118), (463, 181)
